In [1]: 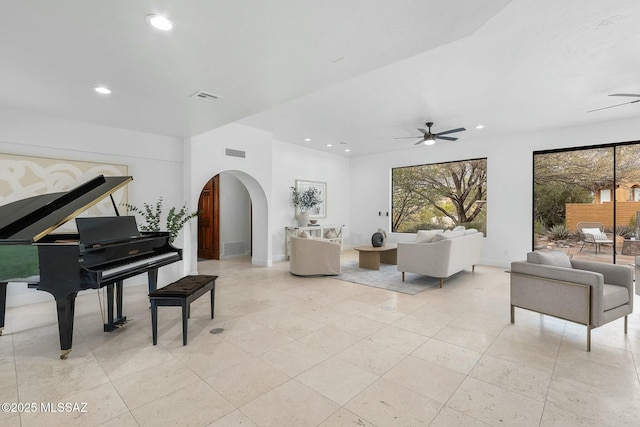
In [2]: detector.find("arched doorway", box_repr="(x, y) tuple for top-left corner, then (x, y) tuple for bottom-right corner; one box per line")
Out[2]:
(197, 172), (253, 260)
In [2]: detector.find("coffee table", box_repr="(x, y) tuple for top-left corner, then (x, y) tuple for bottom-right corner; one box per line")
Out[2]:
(353, 244), (397, 270)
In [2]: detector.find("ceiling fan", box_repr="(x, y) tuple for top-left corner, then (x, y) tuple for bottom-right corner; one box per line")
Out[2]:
(395, 122), (466, 145)
(588, 94), (640, 113)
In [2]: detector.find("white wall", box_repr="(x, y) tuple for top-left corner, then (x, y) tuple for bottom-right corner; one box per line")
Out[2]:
(0, 108), (186, 306)
(271, 139), (351, 259)
(219, 172), (252, 257)
(188, 123), (351, 271)
(349, 115), (640, 267)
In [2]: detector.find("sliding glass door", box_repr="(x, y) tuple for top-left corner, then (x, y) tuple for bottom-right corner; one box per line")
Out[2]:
(533, 142), (640, 264)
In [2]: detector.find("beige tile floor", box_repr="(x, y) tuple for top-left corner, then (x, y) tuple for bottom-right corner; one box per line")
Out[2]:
(2, 250), (640, 426)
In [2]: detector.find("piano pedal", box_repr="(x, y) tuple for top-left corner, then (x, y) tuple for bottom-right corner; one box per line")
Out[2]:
(103, 316), (128, 332)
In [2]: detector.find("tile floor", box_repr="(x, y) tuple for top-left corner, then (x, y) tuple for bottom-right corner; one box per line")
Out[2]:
(1, 250), (640, 426)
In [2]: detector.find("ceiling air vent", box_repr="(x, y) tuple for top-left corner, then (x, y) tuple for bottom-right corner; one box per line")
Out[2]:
(225, 148), (246, 158)
(191, 91), (220, 102)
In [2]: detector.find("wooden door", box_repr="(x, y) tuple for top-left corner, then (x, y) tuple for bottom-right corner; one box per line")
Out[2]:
(197, 175), (220, 259)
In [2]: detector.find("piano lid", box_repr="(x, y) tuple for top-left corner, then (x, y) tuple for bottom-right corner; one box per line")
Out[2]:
(0, 175), (132, 243)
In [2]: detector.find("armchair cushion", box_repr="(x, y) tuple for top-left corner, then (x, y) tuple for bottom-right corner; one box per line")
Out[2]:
(602, 284), (630, 311)
(581, 227), (612, 243)
(527, 250), (572, 268)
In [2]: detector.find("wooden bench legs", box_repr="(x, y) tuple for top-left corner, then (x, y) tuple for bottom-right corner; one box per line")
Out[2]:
(149, 275), (217, 346)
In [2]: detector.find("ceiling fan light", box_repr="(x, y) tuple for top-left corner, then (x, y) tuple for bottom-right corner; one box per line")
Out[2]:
(424, 135), (436, 145)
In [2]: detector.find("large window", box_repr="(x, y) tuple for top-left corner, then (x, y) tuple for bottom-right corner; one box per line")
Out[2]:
(391, 158), (487, 233)
(533, 142), (640, 264)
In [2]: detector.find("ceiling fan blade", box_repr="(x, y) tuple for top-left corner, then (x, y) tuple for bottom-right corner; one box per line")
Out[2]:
(417, 128), (428, 134)
(394, 136), (422, 140)
(435, 127), (466, 136)
(609, 93), (640, 98)
(414, 140), (425, 145)
(435, 135), (458, 141)
(588, 99), (640, 112)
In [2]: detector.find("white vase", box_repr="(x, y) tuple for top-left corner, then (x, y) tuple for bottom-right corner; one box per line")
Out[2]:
(297, 212), (309, 226)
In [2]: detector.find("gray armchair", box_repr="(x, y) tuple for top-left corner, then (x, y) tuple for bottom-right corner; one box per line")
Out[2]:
(289, 236), (341, 276)
(510, 251), (633, 351)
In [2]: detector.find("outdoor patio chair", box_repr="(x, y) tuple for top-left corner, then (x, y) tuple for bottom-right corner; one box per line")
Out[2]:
(577, 222), (613, 254)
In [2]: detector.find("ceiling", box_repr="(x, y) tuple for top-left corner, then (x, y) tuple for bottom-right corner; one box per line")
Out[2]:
(2, 1), (640, 156)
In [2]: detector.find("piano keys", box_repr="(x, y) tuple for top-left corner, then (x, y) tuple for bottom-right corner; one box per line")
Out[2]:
(0, 175), (182, 359)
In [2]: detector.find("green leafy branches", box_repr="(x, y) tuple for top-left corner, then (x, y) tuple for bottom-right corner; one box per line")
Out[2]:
(125, 197), (199, 243)
(290, 186), (322, 211)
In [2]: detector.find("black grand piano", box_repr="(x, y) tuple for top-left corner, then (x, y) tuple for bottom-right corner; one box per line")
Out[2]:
(0, 175), (182, 359)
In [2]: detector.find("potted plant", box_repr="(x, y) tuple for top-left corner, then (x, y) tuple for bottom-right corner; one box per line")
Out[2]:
(125, 197), (199, 243)
(290, 186), (322, 226)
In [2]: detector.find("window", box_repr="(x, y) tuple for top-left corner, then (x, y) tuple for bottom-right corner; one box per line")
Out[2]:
(533, 142), (640, 264)
(391, 158), (487, 233)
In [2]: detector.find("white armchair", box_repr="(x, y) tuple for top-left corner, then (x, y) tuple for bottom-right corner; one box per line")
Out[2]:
(289, 236), (341, 276)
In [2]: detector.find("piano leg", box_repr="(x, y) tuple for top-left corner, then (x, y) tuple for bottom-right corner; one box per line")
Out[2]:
(104, 282), (127, 332)
(54, 292), (77, 360)
(0, 282), (7, 336)
(148, 268), (159, 293)
(116, 280), (124, 321)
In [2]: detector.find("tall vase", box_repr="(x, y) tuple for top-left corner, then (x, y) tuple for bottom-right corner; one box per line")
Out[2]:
(297, 212), (309, 226)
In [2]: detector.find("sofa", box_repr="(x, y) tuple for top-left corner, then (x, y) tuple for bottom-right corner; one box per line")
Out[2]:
(289, 235), (341, 276)
(397, 227), (483, 287)
(511, 251), (633, 351)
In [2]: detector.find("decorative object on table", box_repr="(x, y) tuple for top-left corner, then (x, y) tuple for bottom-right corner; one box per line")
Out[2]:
(377, 228), (387, 245)
(309, 219), (318, 225)
(125, 197), (199, 243)
(290, 180), (324, 226)
(371, 232), (384, 247)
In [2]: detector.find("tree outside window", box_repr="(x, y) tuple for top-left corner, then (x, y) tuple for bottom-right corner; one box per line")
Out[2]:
(392, 158), (487, 234)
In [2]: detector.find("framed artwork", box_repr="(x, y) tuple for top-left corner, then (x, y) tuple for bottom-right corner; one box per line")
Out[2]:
(0, 153), (128, 229)
(295, 179), (327, 218)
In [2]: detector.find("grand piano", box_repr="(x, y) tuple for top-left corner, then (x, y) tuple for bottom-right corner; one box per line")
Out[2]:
(0, 175), (182, 359)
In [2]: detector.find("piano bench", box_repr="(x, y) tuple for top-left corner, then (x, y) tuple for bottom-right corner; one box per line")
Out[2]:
(149, 275), (217, 346)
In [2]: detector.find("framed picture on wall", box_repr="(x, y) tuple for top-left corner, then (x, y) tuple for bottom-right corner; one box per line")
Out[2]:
(295, 179), (327, 218)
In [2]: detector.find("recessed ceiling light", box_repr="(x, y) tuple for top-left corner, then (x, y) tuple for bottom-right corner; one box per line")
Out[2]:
(344, 149), (351, 152)
(94, 86), (111, 95)
(326, 144), (333, 147)
(475, 124), (485, 129)
(304, 138), (311, 142)
(145, 14), (174, 31)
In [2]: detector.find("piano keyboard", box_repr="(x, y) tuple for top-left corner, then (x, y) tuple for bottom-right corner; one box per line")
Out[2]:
(101, 252), (180, 279)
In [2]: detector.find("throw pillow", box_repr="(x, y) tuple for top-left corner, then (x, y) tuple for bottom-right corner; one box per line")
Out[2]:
(298, 230), (311, 238)
(582, 228), (608, 240)
(415, 229), (443, 243)
(527, 251), (572, 268)
(464, 228), (478, 235)
(324, 230), (337, 239)
(452, 225), (466, 232)
(432, 230), (465, 242)
(431, 233), (447, 242)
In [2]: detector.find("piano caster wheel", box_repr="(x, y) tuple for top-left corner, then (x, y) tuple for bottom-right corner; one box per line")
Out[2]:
(60, 349), (71, 360)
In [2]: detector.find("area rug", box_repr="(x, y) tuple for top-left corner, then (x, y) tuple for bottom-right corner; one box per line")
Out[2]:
(332, 261), (440, 295)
